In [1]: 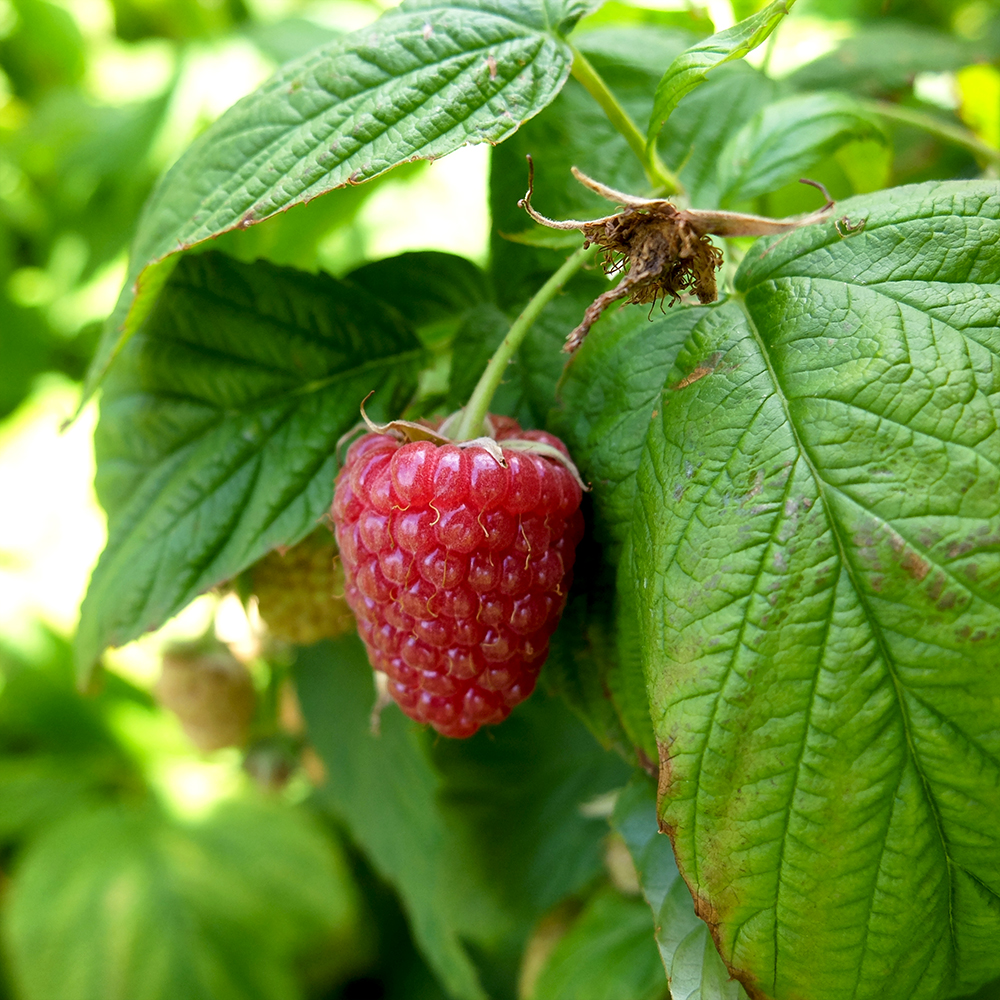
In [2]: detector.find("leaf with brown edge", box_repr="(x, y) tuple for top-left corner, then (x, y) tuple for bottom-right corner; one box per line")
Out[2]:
(632, 180), (1000, 1000)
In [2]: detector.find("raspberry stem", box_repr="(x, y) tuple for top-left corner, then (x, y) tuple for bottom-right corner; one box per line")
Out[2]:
(569, 45), (682, 197)
(454, 243), (597, 441)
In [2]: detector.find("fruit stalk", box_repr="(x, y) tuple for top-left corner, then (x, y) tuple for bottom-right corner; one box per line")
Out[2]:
(569, 44), (682, 196)
(454, 243), (597, 442)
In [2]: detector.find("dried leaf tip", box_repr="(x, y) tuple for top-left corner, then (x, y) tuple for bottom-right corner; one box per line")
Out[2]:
(519, 159), (836, 352)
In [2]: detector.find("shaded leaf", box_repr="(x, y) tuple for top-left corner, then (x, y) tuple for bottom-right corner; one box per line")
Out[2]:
(490, 25), (695, 302)
(87, 0), (579, 398)
(632, 181), (1000, 999)
(295, 634), (628, 1000)
(295, 636), (490, 1000)
(646, 0), (794, 151)
(660, 63), (780, 209)
(528, 885), (668, 1000)
(611, 776), (749, 1000)
(2, 800), (361, 1000)
(347, 251), (489, 330)
(76, 252), (421, 674)
(717, 91), (885, 207)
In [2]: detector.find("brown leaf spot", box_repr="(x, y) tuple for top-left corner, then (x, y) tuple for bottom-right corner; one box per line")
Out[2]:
(900, 549), (930, 582)
(487, 54), (497, 80)
(672, 351), (724, 391)
(656, 738), (674, 805)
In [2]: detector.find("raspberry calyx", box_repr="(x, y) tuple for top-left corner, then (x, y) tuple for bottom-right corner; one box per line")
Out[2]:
(331, 414), (585, 738)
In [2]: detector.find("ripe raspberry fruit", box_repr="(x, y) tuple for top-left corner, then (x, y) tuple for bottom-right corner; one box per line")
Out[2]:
(332, 417), (584, 738)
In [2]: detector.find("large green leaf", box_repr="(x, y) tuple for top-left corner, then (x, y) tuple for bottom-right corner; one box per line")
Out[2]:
(555, 303), (705, 557)
(76, 252), (421, 673)
(547, 304), (706, 761)
(612, 776), (750, 1000)
(631, 181), (1000, 999)
(645, 0), (794, 152)
(2, 799), (361, 1000)
(346, 251), (489, 331)
(86, 0), (583, 399)
(295, 634), (629, 1000)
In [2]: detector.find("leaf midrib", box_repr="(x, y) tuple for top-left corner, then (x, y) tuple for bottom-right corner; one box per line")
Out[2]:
(735, 292), (960, 993)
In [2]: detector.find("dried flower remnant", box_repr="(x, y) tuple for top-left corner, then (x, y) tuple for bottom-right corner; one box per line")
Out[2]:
(518, 157), (835, 352)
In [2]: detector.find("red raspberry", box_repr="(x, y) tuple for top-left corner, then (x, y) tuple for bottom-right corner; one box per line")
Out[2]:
(331, 418), (584, 738)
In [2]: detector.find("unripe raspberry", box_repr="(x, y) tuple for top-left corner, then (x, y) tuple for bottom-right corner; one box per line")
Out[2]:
(252, 529), (354, 645)
(156, 645), (255, 752)
(332, 418), (584, 738)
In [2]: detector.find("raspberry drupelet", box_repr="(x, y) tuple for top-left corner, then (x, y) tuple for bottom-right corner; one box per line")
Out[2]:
(332, 418), (584, 738)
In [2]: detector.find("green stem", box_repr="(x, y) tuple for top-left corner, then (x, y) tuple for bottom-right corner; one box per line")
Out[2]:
(862, 100), (1000, 167)
(454, 244), (597, 441)
(569, 44), (683, 196)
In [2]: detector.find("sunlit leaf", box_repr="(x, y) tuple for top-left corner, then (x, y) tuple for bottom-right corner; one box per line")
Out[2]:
(645, 0), (794, 152)
(76, 252), (421, 674)
(86, 0), (584, 400)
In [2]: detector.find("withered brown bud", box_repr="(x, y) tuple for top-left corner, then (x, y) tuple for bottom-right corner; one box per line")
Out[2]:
(518, 158), (834, 352)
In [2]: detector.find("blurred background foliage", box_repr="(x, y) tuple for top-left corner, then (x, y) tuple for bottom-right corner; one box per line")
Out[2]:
(0, 0), (998, 997)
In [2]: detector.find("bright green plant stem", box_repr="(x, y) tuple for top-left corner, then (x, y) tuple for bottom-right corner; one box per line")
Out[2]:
(454, 244), (598, 441)
(863, 99), (1000, 167)
(569, 45), (683, 196)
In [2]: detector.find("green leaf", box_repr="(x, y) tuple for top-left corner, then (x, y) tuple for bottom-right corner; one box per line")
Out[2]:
(548, 303), (709, 761)
(294, 634), (629, 1000)
(576, 1), (714, 37)
(446, 273), (609, 427)
(632, 181), (1000, 999)
(86, 0), (578, 399)
(294, 636), (489, 1000)
(716, 92), (885, 207)
(788, 22), (990, 96)
(646, 0), (795, 152)
(2, 800), (361, 1000)
(528, 885), (668, 1000)
(0, 758), (101, 841)
(346, 251), (489, 330)
(611, 776), (750, 1000)
(545, 586), (638, 758)
(659, 63), (779, 210)
(555, 303), (704, 557)
(76, 252), (421, 674)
